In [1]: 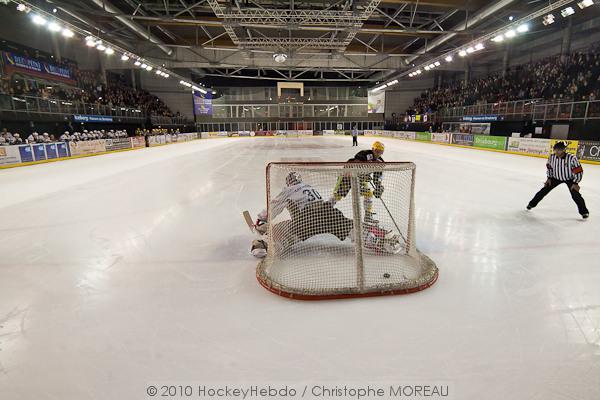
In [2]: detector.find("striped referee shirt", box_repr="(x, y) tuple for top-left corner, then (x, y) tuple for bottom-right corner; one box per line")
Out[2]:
(546, 153), (583, 183)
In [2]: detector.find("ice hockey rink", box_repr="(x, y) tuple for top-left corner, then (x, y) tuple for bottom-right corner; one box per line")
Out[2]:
(1, 136), (599, 400)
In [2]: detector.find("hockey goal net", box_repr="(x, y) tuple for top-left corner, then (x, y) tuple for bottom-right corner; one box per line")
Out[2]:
(256, 162), (438, 299)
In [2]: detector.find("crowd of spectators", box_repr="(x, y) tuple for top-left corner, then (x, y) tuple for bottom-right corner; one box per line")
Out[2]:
(408, 47), (600, 115)
(0, 127), (128, 146)
(1, 73), (174, 117)
(135, 127), (180, 136)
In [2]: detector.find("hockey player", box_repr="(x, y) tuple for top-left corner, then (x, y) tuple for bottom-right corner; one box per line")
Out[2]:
(527, 141), (589, 219)
(251, 171), (354, 257)
(330, 141), (385, 223)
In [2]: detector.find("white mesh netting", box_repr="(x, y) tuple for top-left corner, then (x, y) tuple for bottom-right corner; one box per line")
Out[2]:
(256, 162), (438, 299)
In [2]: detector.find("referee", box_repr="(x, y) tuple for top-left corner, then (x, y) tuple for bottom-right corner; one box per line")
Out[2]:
(527, 141), (589, 219)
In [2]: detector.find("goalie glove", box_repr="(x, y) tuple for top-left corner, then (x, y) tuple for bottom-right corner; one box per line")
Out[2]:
(255, 218), (268, 235)
(373, 181), (384, 198)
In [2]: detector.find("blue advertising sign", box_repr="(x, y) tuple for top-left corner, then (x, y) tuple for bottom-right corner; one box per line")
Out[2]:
(45, 143), (58, 159)
(193, 91), (212, 116)
(73, 114), (114, 123)
(32, 144), (47, 161)
(2, 51), (76, 84)
(18, 145), (34, 162)
(57, 142), (69, 157)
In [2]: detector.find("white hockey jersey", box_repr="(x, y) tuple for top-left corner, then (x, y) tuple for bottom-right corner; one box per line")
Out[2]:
(258, 182), (323, 221)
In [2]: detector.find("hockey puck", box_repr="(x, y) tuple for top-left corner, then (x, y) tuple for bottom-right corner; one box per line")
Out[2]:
(383, 273), (390, 279)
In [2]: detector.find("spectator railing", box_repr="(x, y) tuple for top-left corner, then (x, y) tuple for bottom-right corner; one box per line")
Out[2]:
(0, 93), (145, 119)
(441, 98), (600, 121)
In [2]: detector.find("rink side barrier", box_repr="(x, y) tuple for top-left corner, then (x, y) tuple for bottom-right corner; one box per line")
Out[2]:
(0, 133), (202, 169)
(362, 130), (600, 165)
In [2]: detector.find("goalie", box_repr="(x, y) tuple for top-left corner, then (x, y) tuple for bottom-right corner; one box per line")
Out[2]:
(251, 172), (354, 257)
(251, 171), (402, 257)
(330, 141), (385, 224)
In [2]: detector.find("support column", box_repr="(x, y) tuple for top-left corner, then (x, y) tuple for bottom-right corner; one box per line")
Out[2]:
(98, 55), (107, 85)
(131, 69), (137, 90)
(51, 36), (61, 62)
(502, 44), (510, 77)
(561, 17), (573, 62)
(464, 60), (471, 83)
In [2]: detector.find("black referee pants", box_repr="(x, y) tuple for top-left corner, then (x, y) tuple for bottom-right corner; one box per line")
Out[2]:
(528, 178), (589, 215)
(352, 136), (358, 146)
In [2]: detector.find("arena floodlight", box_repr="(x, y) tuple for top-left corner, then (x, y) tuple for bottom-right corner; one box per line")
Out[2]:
(466, 47), (475, 53)
(424, 66), (430, 71)
(415, 69), (422, 74)
(505, 29), (516, 38)
(48, 22), (61, 32)
(145, 65), (153, 71)
(445, 55), (453, 62)
(459, 50), (467, 57)
(475, 43), (485, 51)
(17, 4), (27, 12)
(492, 34), (505, 42)
(543, 13), (555, 25)
(517, 24), (529, 33)
(134, 60), (141, 66)
(387, 79), (398, 86)
(164, 74), (169, 78)
(140, 63), (147, 69)
(96, 44), (106, 51)
(61, 28), (74, 38)
(434, 61), (441, 66)
(561, 7), (575, 17)
(273, 53), (288, 63)
(121, 54), (129, 61)
(105, 48), (114, 55)
(155, 70), (162, 75)
(578, 0), (594, 8)
(32, 14), (47, 25)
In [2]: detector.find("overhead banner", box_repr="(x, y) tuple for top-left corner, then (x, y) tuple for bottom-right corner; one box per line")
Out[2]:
(193, 91), (212, 116)
(73, 114), (114, 123)
(367, 90), (385, 114)
(462, 115), (501, 122)
(1, 51), (76, 84)
(577, 141), (600, 162)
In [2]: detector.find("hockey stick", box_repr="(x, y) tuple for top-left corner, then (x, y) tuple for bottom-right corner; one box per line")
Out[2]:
(369, 181), (407, 243)
(242, 210), (255, 233)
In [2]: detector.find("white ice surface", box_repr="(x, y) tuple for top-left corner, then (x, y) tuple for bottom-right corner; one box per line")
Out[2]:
(1, 136), (599, 400)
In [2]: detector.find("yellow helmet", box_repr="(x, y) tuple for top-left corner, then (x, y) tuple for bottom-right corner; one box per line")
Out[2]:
(372, 141), (385, 153)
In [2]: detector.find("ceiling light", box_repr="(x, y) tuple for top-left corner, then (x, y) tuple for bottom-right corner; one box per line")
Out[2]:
(32, 15), (47, 25)
(543, 14), (555, 25)
(505, 30), (516, 38)
(388, 79), (398, 86)
(408, 73), (414, 77)
(146, 65), (153, 71)
(48, 22), (61, 32)
(164, 74), (169, 78)
(17, 4), (27, 12)
(561, 7), (575, 17)
(156, 70), (162, 75)
(273, 53), (287, 63)
(415, 70), (421, 74)
(475, 43), (484, 51)
(134, 60), (141, 66)
(424, 66), (430, 71)
(105, 48), (114, 55)
(459, 50), (467, 57)
(96, 44), (106, 51)
(445, 55), (453, 62)
(509, 16), (514, 21)
(578, 0), (594, 8)
(492, 35), (505, 42)
(86, 39), (95, 47)
(121, 54), (129, 61)
(517, 24), (529, 33)
(466, 47), (475, 53)
(140, 63), (147, 69)
(61, 28), (74, 38)
(428, 63), (435, 69)
(434, 61), (441, 66)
